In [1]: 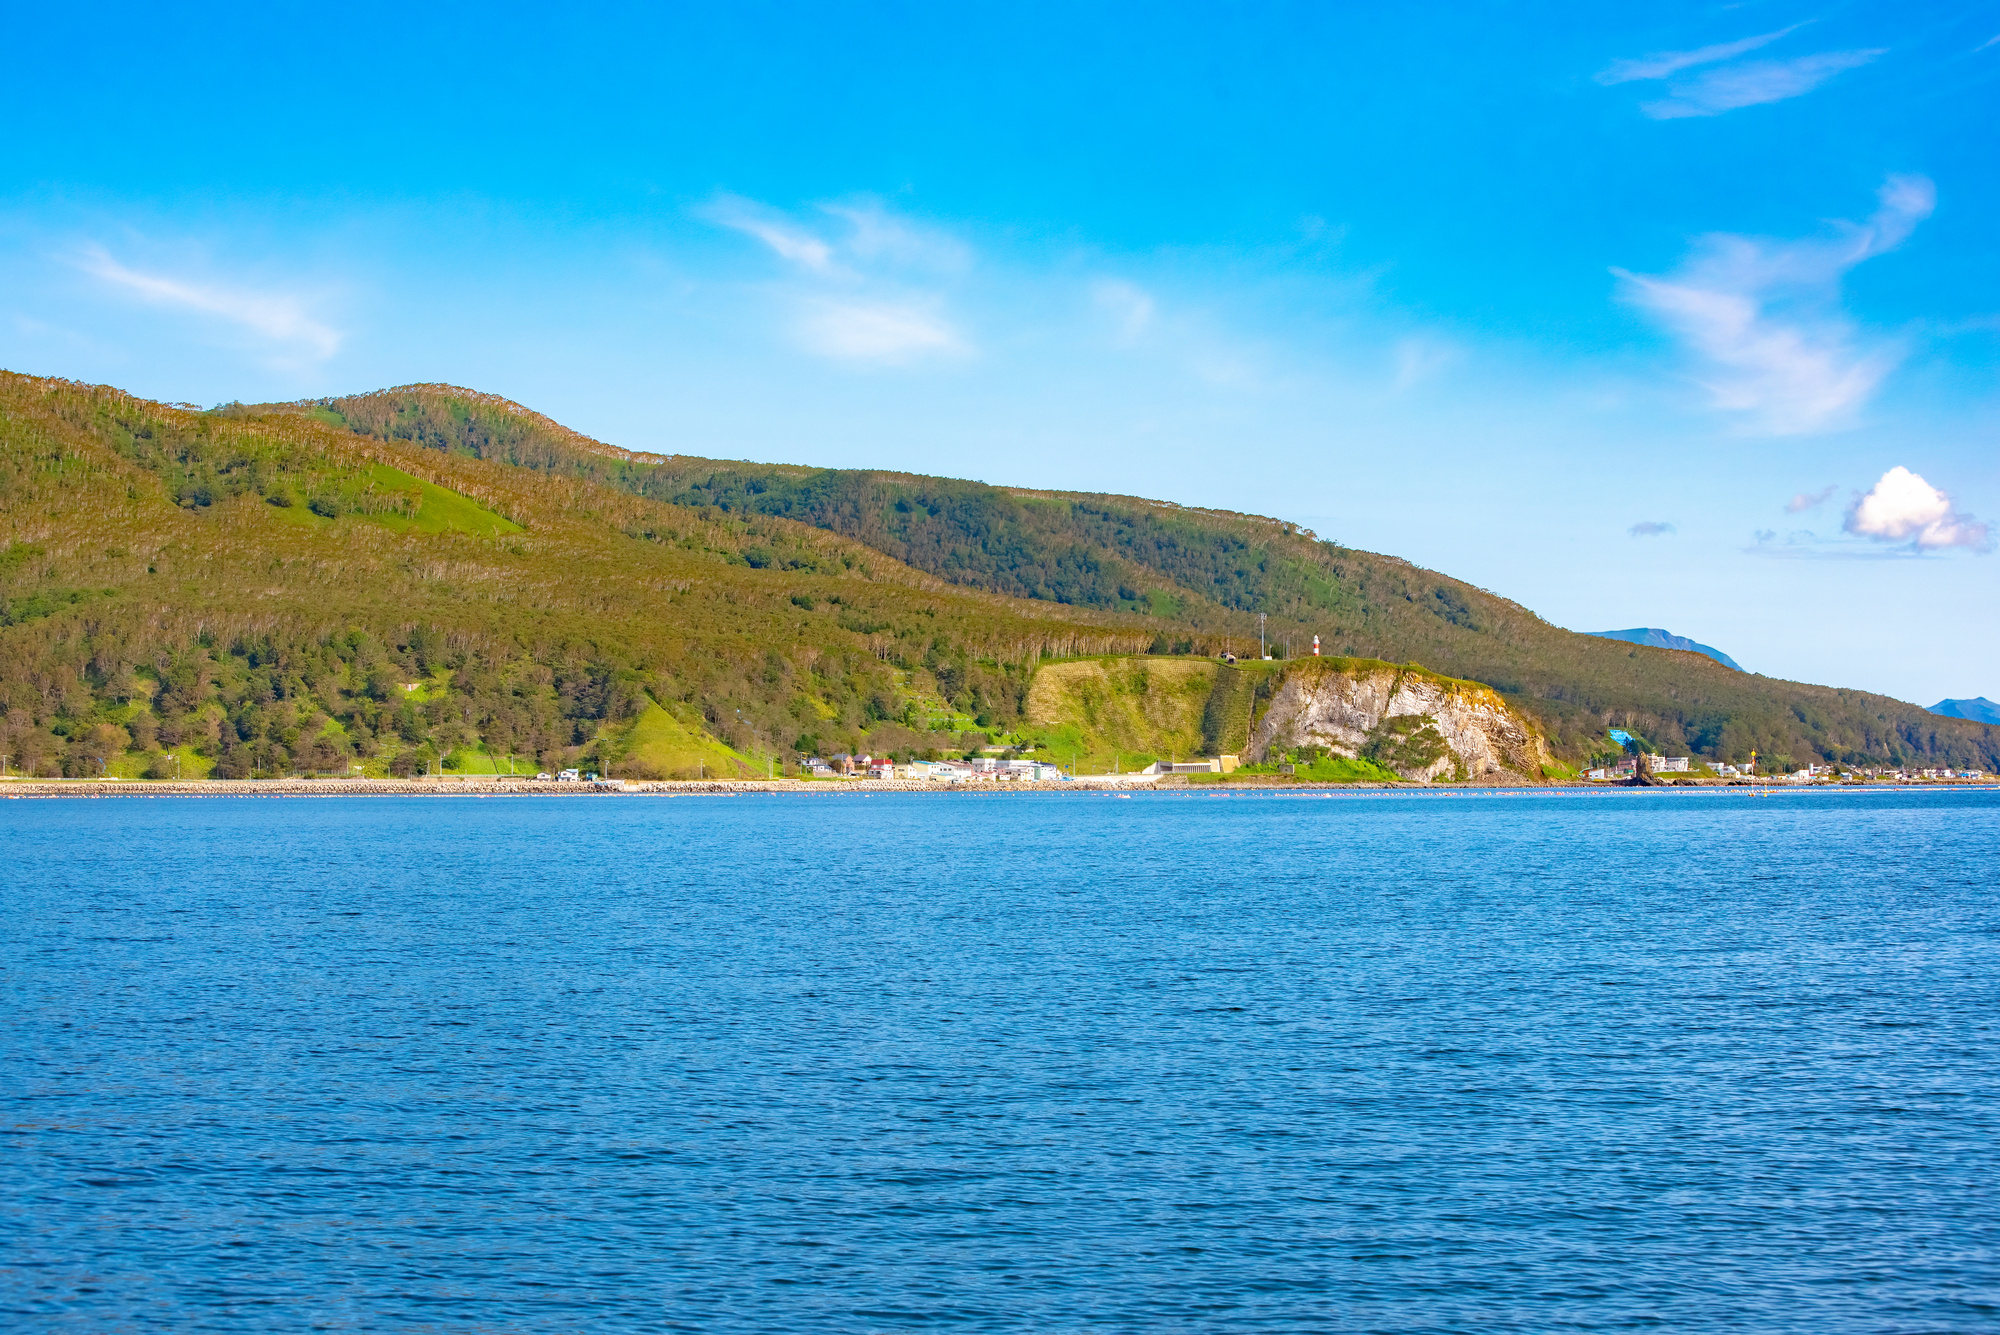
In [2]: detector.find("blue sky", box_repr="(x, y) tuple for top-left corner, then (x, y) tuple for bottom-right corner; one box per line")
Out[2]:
(3, 1), (1996, 705)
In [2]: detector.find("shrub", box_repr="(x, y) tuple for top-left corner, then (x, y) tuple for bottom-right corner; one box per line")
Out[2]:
(1363, 714), (1449, 777)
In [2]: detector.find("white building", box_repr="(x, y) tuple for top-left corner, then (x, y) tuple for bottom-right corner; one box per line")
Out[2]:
(1141, 755), (1239, 775)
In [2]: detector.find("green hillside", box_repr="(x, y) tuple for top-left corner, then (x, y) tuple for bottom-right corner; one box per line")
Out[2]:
(1021, 656), (1221, 773)
(4, 372), (1997, 781)
(262, 383), (2000, 774)
(0, 373), (1164, 781)
(611, 700), (753, 779)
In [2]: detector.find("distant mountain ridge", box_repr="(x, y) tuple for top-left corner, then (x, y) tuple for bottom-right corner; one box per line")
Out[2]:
(1930, 697), (2000, 726)
(1583, 628), (1741, 672)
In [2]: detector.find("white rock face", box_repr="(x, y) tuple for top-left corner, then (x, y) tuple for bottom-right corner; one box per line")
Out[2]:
(1249, 663), (1548, 781)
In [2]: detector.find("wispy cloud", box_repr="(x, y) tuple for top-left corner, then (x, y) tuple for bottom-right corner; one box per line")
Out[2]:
(818, 201), (969, 273)
(701, 194), (972, 363)
(1745, 527), (1928, 560)
(74, 246), (341, 360)
(1642, 49), (1883, 119)
(795, 299), (966, 362)
(1628, 520), (1676, 537)
(1092, 279), (1156, 346)
(1596, 25), (1802, 84)
(1613, 175), (1934, 434)
(1786, 484), (1836, 513)
(1597, 23), (1881, 118)
(1389, 338), (1455, 393)
(1845, 466), (1991, 551)
(699, 194), (836, 273)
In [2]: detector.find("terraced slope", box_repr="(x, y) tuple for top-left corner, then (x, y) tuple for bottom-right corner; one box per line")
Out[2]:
(1200, 664), (1260, 757)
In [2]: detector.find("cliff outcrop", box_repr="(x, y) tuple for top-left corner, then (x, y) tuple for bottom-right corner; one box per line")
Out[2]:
(1248, 658), (1550, 782)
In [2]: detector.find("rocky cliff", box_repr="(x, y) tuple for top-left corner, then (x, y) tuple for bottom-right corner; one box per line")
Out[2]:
(1249, 658), (1550, 782)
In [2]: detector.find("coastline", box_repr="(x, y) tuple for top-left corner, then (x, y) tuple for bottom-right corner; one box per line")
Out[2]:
(0, 776), (1230, 798)
(3, 776), (1992, 799)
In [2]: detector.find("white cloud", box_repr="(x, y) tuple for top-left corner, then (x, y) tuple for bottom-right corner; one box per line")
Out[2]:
(701, 193), (970, 278)
(818, 201), (969, 273)
(1628, 520), (1676, 537)
(1092, 279), (1155, 345)
(1390, 338), (1454, 393)
(1845, 466), (1991, 551)
(795, 299), (966, 362)
(699, 194), (837, 273)
(702, 195), (974, 363)
(1596, 26), (1802, 84)
(1596, 24), (1880, 118)
(1614, 175), (1934, 434)
(1642, 49), (1884, 119)
(1786, 484), (1836, 513)
(74, 246), (341, 360)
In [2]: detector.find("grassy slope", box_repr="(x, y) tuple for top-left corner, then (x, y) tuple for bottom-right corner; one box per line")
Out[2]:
(611, 701), (752, 779)
(1023, 656), (1217, 772)
(265, 384), (2000, 772)
(364, 464), (524, 537)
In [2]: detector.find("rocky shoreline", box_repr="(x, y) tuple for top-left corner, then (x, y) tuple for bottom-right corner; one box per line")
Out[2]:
(2, 775), (1984, 799)
(0, 776), (1191, 798)
(0, 774), (1430, 798)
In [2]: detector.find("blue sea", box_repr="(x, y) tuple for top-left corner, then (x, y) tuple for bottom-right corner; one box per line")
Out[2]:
(4, 788), (1998, 1332)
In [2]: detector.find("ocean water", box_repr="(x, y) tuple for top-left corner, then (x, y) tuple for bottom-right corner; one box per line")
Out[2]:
(3, 787), (1998, 1332)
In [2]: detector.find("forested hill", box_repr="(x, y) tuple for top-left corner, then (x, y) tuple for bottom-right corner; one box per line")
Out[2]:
(0, 373), (1164, 782)
(258, 383), (2000, 771)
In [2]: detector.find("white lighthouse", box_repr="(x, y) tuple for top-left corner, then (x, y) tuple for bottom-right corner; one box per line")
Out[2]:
(1312, 634), (1320, 657)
